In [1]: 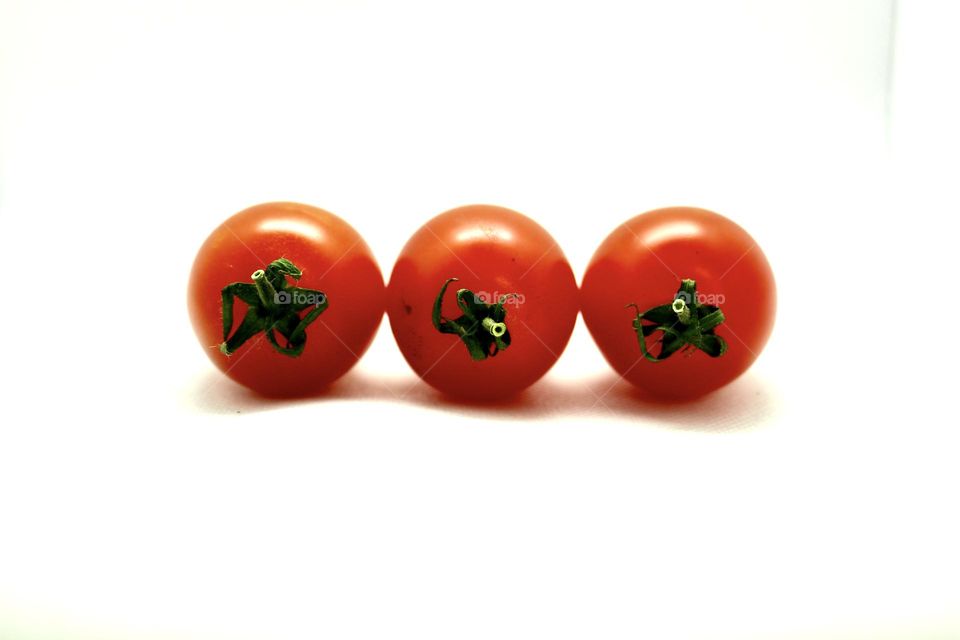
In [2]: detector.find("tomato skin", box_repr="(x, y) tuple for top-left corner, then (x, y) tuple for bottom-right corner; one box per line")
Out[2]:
(188, 202), (384, 397)
(581, 207), (776, 399)
(387, 205), (579, 400)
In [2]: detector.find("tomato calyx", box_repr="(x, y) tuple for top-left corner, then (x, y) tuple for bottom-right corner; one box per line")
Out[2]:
(432, 277), (518, 361)
(219, 258), (329, 358)
(627, 279), (727, 362)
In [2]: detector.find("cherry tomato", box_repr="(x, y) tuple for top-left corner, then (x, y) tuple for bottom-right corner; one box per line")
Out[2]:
(188, 202), (384, 397)
(581, 207), (775, 399)
(387, 204), (579, 400)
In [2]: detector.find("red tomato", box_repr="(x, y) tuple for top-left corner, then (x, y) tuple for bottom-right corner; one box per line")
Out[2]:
(581, 207), (775, 399)
(188, 202), (384, 397)
(387, 204), (579, 400)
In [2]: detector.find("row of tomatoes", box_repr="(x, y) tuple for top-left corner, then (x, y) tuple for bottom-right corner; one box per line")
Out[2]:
(188, 203), (775, 401)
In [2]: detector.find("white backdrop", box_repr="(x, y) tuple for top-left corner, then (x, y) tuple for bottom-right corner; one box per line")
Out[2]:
(1, 1), (958, 638)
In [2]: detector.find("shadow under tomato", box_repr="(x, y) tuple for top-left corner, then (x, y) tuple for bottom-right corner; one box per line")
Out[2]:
(184, 366), (779, 431)
(180, 369), (323, 414)
(594, 370), (780, 432)
(400, 370), (778, 430)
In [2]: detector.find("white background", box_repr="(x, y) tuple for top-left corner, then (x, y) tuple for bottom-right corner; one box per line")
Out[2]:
(1, 0), (958, 638)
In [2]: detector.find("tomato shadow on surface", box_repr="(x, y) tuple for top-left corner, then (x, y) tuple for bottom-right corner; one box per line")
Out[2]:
(398, 370), (779, 431)
(184, 367), (779, 431)
(182, 366), (542, 416)
(332, 368), (780, 430)
(593, 370), (781, 432)
(182, 366), (447, 415)
(180, 368), (325, 414)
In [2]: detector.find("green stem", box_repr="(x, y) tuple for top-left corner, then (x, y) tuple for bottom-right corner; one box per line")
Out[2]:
(482, 317), (506, 337)
(433, 278), (516, 361)
(627, 278), (728, 361)
(252, 269), (279, 310)
(672, 298), (691, 324)
(216, 258), (329, 358)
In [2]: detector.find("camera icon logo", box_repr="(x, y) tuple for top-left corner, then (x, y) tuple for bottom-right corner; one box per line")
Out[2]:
(274, 291), (292, 304)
